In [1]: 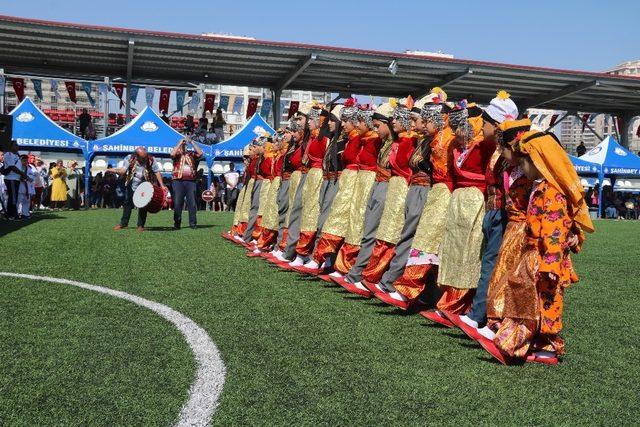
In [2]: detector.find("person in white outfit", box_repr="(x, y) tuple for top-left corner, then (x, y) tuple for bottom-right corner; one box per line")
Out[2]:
(17, 155), (36, 219)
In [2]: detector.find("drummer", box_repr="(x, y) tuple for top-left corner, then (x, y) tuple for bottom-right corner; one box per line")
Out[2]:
(171, 137), (204, 230)
(108, 147), (165, 232)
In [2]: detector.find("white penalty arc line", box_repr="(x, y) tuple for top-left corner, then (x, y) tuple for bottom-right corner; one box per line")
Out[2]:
(0, 272), (226, 427)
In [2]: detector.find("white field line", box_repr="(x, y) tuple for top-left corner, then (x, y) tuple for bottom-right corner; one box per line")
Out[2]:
(0, 272), (226, 427)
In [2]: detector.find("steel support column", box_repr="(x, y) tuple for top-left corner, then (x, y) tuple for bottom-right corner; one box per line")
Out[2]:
(125, 38), (134, 123)
(617, 112), (637, 148)
(272, 89), (281, 129)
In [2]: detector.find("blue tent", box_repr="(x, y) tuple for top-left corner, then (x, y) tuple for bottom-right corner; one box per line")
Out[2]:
(90, 106), (183, 157)
(10, 97), (87, 154)
(578, 136), (640, 216)
(579, 136), (640, 176)
(569, 155), (600, 174)
(209, 113), (275, 159)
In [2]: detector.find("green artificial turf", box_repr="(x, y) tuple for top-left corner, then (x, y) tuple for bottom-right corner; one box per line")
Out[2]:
(0, 210), (639, 425)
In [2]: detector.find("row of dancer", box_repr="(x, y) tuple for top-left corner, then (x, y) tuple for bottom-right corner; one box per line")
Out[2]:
(222, 89), (594, 365)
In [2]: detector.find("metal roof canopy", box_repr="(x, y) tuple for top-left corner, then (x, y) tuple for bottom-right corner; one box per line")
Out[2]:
(1, 14), (639, 137)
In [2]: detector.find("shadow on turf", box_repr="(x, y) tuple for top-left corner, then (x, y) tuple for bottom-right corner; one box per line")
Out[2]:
(0, 213), (64, 237)
(143, 225), (215, 231)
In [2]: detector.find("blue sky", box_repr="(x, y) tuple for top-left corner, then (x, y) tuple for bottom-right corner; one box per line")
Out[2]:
(1, 0), (637, 71)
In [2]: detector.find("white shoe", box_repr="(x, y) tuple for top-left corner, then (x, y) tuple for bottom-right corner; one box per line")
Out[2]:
(388, 291), (408, 302)
(275, 253), (287, 262)
(329, 271), (343, 278)
(477, 326), (495, 340)
(289, 256), (305, 267)
(271, 250), (282, 258)
(303, 260), (320, 269)
(353, 282), (368, 291)
(233, 235), (244, 242)
(460, 315), (479, 329)
(252, 248), (260, 254)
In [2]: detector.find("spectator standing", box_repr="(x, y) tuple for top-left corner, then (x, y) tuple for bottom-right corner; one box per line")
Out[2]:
(576, 140), (587, 157)
(50, 159), (68, 210)
(79, 108), (92, 139)
(2, 141), (27, 219)
(223, 162), (240, 211)
(91, 172), (103, 208)
(161, 111), (170, 124)
(0, 151), (6, 214)
(66, 161), (83, 210)
(17, 155), (36, 219)
(213, 108), (226, 141)
(185, 114), (195, 134)
(33, 159), (46, 210)
(170, 138), (203, 229)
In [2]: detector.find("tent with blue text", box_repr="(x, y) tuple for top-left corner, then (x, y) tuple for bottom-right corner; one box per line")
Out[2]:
(10, 97), (88, 154)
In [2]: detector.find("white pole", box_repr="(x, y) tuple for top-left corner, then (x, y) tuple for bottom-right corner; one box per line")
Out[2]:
(102, 76), (109, 138)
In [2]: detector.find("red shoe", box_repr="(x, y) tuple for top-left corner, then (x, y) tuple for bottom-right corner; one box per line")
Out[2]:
(329, 273), (347, 287)
(375, 289), (410, 310)
(444, 312), (483, 341)
(419, 310), (454, 328)
(221, 232), (235, 241)
(293, 264), (322, 276)
(246, 250), (263, 258)
(260, 251), (276, 260)
(317, 273), (333, 283)
(136, 226), (144, 233)
(341, 280), (372, 298)
(113, 224), (125, 231)
(477, 336), (511, 365)
(525, 352), (558, 365)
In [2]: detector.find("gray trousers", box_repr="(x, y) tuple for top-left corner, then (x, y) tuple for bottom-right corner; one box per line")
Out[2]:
(275, 179), (290, 246)
(242, 179), (262, 241)
(346, 181), (389, 283)
(379, 185), (430, 291)
(283, 173), (308, 260)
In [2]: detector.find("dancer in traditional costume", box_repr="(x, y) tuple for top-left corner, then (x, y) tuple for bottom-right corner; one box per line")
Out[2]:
(332, 102), (392, 295)
(278, 103), (313, 265)
(372, 89), (454, 309)
(253, 130), (290, 254)
(289, 104), (330, 267)
(301, 100), (361, 274)
(445, 93), (523, 338)
(482, 130), (594, 365)
(422, 102), (494, 326)
(359, 98), (419, 286)
(241, 137), (267, 243)
(371, 89), (447, 307)
(226, 145), (254, 240)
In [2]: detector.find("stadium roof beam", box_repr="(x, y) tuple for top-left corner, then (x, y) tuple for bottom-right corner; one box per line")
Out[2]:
(520, 79), (600, 110)
(274, 53), (317, 91)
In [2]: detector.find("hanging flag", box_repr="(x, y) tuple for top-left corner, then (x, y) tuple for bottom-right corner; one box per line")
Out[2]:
(260, 99), (273, 119)
(537, 114), (547, 125)
(279, 100), (286, 119)
(219, 95), (230, 112)
(0, 75), (5, 97)
(204, 93), (216, 113)
(65, 81), (77, 103)
(11, 77), (25, 102)
(32, 79), (43, 100)
(113, 83), (125, 108)
(189, 92), (201, 112)
(287, 101), (299, 119)
(528, 114), (537, 122)
(129, 85), (140, 105)
(581, 113), (590, 132)
(232, 96), (244, 114)
(549, 114), (558, 128)
(159, 88), (171, 113)
(82, 82), (95, 107)
(246, 97), (259, 118)
(143, 86), (154, 107)
(175, 90), (186, 114)
(50, 79), (60, 102)
(98, 83), (109, 96)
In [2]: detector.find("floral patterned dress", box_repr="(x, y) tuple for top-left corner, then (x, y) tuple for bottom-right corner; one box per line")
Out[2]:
(490, 178), (582, 357)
